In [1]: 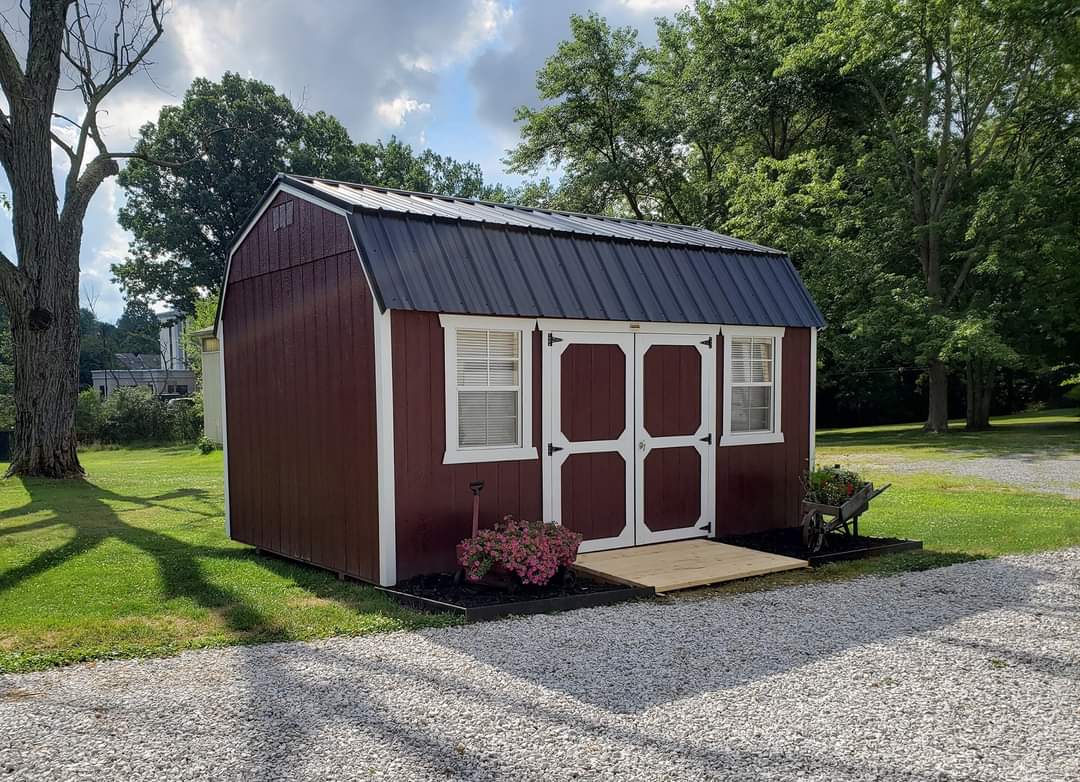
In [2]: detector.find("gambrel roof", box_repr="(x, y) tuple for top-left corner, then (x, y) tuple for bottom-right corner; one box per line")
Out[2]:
(223, 174), (826, 329)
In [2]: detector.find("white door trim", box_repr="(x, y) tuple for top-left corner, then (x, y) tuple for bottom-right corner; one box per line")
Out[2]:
(633, 332), (715, 546)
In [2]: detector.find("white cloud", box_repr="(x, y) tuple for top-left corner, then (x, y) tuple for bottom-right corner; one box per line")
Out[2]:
(614, 0), (687, 11)
(375, 96), (431, 127)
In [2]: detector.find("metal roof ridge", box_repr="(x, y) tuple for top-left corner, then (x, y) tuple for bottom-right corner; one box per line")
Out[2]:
(280, 173), (784, 255)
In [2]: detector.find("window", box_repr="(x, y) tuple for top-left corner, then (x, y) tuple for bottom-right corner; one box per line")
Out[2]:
(441, 315), (537, 464)
(721, 326), (784, 446)
(176, 385), (189, 396)
(271, 200), (294, 231)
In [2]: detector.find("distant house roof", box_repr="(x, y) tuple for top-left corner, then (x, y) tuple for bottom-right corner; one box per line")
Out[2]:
(115, 352), (159, 370)
(223, 174), (826, 329)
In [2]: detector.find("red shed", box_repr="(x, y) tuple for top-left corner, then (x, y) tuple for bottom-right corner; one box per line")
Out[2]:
(215, 175), (825, 586)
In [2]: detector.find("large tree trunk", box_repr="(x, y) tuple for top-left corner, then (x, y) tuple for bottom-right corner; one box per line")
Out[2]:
(5, 243), (83, 478)
(964, 358), (994, 431)
(925, 358), (950, 433)
(921, 228), (950, 434)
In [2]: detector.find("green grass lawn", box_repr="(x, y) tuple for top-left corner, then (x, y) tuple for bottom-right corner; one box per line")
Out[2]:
(816, 408), (1080, 555)
(2, 408), (1078, 673)
(0, 448), (456, 673)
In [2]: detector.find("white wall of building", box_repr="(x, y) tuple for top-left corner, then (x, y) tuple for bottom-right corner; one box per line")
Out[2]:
(201, 343), (223, 444)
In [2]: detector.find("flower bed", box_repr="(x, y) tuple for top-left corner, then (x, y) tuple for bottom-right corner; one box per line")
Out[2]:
(457, 516), (582, 586)
(380, 572), (653, 622)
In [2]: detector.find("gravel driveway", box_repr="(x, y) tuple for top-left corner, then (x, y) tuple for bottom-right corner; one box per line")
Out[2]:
(2, 549), (1078, 782)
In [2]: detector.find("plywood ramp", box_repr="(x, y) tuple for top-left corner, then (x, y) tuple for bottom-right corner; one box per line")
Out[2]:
(573, 539), (808, 593)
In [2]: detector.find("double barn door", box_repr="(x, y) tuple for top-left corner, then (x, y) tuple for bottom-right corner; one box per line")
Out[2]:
(544, 328), (717, 553)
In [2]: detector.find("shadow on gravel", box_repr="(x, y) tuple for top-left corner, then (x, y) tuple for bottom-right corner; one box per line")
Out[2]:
(422, 556), (1050, 713)
(227, 556), (1056, 780)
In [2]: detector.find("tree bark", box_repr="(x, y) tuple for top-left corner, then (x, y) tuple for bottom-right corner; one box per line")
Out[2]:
(965, 358), (994, 431)
(925, 358), (950, 433)
(8, 277), (83, 477)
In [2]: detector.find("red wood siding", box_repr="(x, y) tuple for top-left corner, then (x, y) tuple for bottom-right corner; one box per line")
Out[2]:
(715, 327), (811, 535)
(391, 310), (542, 580)
(223, 193), (381, 582)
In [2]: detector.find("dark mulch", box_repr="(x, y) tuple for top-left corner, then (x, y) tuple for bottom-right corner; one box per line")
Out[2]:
(392, 569), (629, 609)
(719, 526), (921, 564)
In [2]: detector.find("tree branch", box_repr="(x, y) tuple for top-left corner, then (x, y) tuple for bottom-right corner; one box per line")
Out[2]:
(0, 248), (29, 308)
(0, 27), (26, 98)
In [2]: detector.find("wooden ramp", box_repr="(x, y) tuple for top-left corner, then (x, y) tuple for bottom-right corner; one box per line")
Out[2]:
(573, 539), (808, 593)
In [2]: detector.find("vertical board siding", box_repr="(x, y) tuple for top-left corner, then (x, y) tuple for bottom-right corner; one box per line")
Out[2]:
(714, 328), (811, 535)
(223, 193), (380, 582)
(392, 311), (543, 580)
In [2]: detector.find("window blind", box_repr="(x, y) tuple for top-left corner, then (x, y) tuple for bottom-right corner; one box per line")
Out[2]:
(456, 329), (521, 448)
(729, 336), (774, 433)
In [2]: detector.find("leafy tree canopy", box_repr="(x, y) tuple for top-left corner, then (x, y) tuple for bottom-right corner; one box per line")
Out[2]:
(116, 73), (501, 310)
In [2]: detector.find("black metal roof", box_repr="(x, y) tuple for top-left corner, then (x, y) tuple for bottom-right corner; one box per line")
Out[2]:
(238, 175), (825, 328)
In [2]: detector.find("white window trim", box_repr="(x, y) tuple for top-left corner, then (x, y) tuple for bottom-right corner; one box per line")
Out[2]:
(440, 314), (538, 464)
(720, 325), (785, 447)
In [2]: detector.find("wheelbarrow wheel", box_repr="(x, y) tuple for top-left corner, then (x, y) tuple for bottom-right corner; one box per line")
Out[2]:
(802, 509), (826, 553)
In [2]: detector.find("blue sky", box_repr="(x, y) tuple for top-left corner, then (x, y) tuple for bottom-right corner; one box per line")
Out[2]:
(1, 0), (684, 322)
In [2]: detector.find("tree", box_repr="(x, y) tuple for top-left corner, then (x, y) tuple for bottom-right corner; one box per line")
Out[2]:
(115, 73), (307, 311)
(506, 13), (653, 219)
(0, 0), (169, 477)
(116, 74), (501, 310)
(113, 298), (160, 356)
(790, 0), (1075, 431)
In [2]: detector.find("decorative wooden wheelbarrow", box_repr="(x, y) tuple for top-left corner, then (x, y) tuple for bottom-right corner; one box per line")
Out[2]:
(801, 481), (891, 553)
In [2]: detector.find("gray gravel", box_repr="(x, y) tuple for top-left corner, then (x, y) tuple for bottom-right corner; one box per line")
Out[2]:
(2, 549), (1078, 782)
(848, 452), (1080, 498)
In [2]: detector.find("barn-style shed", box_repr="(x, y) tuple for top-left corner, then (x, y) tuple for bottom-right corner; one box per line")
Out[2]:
(215, 174), (825, 586)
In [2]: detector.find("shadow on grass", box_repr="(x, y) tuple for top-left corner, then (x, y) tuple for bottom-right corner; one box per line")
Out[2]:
(0, 477), (408, 655)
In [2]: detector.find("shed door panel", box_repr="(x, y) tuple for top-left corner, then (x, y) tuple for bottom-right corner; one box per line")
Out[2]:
(547, 333), (635, 552)
(634, 334), (714, 545)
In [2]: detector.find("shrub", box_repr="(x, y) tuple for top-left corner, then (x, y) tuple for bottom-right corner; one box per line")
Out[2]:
(457, 515), (583, 586)
(75, 388), (106, 443)
(101, 386), (169, 443)
(805, 465), (867, 506)
(197, 436), (215, 454)
(167, 394), (204, 443)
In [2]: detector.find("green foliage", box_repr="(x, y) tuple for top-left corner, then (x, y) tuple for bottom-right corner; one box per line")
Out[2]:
(116, 73), (498, 310)
(113, 299), (160, 356)
(167, 396), (204, 444)
(197, 436), (216, 455)
(805, 465), (867, 506)
(75, 389), (106, 443)
(512, 1), (1079, 425)
(101, 387), (169, 443)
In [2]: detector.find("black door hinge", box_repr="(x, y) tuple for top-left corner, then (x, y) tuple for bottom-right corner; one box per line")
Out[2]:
(698, 522), (712, 534)
(700, 433), (713, 445)
(548, 334), (564, 346)
(547, 443), (564, 456)
(700, 336), (713, 348)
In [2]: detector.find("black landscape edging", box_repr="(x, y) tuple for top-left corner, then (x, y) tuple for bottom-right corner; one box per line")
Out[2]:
(377, 584), (655, 622)
(806, 538), (923, 566)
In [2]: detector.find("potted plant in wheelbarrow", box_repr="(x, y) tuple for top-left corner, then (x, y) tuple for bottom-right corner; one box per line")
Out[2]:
(802, 465), (891, 553)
